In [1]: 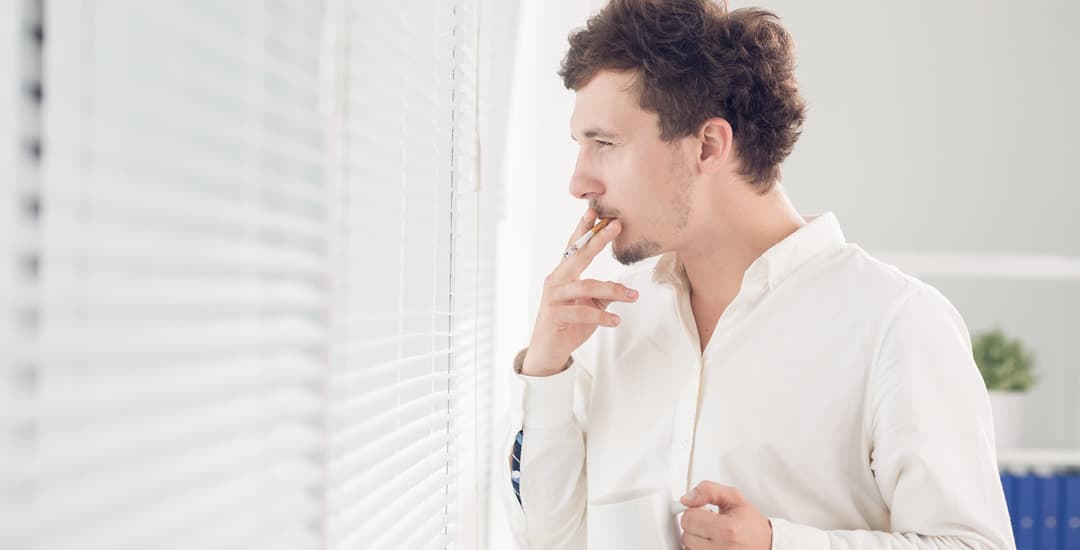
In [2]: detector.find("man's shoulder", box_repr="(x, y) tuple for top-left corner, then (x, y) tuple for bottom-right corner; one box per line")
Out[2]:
(823, 243), (924, 296)
(828, 244), (961, 327)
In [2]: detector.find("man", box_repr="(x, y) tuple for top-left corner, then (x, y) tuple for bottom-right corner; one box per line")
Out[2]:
(503, 1), (1014, 549)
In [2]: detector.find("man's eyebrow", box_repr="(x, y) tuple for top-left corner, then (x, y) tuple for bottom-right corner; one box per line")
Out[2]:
(570, 128), (620, 142)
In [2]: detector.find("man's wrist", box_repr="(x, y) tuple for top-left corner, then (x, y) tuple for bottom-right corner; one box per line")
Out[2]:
(514, 347), (573, 376)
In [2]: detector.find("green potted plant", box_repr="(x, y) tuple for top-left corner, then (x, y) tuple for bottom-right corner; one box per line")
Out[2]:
(972, 327), (1036, 450)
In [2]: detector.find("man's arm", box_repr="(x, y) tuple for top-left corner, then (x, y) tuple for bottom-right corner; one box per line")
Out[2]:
(772, 285), (1014, 549)
(502, 346), (593, 550)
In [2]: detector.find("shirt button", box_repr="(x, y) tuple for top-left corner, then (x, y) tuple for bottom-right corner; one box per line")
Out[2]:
(679, 439), (691, 450)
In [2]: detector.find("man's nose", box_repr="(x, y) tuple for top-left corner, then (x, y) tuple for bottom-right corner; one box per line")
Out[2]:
(569, 154), (603, 199)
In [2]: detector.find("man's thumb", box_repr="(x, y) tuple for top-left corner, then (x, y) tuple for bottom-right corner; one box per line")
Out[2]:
(679, 487), (705, 507)
(681, 481), (742, 509)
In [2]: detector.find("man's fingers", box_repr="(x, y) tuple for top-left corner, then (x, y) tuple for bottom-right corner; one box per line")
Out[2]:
(680, 507), (722, 540)
(679, 529), (711, 550)
(566, 207), (598, 249)
(548, 279), (638, 305)
(560, 218), (620, 278)
(551, 305), (621, 327)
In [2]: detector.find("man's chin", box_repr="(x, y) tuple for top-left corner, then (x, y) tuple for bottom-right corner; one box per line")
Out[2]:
(612, 238), (661, 266)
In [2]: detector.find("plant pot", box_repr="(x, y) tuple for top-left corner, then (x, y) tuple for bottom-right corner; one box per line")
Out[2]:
(988, 390), (1029, 450)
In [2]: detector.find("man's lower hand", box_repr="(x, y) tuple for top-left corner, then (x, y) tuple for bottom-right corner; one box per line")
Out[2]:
(678, 481), (773, 550)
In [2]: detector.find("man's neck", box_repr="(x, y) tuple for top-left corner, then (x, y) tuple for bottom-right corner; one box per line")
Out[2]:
(679, 190), (805, 312)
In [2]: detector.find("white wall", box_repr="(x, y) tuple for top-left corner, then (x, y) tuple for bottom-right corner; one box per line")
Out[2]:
(743, 0), (1080, 255)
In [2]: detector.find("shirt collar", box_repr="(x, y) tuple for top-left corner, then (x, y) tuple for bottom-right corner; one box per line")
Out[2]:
(651, 212), (846, 293)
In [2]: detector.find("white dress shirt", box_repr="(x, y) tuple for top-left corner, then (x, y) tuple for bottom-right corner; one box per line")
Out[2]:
(502, 212), (1014, 550)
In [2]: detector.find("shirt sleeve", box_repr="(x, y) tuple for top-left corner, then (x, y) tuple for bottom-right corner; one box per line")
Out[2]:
(501, 345), (593, 550)
(768, 285), (1015, 549)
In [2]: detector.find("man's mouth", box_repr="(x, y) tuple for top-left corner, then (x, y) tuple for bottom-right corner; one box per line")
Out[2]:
(596, 216), (618, 230)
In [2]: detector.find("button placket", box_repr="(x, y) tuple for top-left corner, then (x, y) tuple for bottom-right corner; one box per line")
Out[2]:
(668, 330), (704, 501)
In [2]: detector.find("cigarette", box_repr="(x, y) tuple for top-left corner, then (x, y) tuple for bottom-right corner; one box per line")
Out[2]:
(670, 501), (720, 515)
(565, 218), (613, 259)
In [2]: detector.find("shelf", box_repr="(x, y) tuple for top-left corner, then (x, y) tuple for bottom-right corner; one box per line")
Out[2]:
(875, 252), (1080, 281)
(997, 447), (1080, 472)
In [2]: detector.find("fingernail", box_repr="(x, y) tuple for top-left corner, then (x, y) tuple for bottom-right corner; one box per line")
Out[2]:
(626, 289), (638, 299)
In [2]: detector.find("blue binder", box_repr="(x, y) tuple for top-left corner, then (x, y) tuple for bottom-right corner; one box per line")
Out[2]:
(1040, 474), (1062, 550)
(1066, 474), (1080, 550)
(1015, 473), (1039, 550)
(1002, 471), (1017, 519)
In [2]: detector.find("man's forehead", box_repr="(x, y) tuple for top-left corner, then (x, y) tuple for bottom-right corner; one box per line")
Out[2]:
(570, 70), (643, 137)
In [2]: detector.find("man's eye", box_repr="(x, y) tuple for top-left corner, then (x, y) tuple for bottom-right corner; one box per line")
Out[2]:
(596, 140), (614, 148)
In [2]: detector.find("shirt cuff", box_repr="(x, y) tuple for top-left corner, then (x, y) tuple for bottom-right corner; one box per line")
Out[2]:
(513, 348), (578, 430)
(768, 517), (829, 550)
(512, 346), (573, 374)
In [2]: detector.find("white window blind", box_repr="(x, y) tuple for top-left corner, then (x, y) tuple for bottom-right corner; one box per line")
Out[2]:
(325, 1), (494, 549)
(0, 0), (19, 457)
(1, 0), (43, 545)
(1, 0), (498, 549)
(16, 2), (331, 548)
(0, 8), (10, 426)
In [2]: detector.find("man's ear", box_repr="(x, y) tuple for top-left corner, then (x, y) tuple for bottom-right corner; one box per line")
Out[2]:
(697, 117), (734, 173)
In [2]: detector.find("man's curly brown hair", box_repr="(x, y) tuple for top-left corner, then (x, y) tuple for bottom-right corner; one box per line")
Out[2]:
(559, 0), (807, 193)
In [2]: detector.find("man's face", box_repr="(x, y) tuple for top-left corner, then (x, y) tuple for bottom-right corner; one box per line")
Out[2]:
(569, 70), (695, 266)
